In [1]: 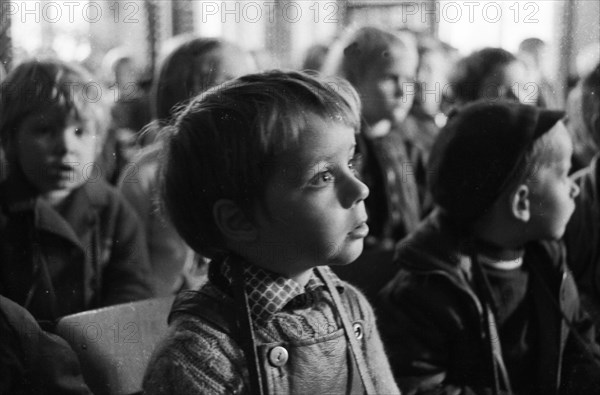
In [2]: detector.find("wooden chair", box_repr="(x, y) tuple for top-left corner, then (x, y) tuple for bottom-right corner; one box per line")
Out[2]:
(55, 296), (175, 395)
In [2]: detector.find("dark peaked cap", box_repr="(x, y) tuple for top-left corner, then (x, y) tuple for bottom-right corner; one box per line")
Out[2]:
(428, 100), (564, 222)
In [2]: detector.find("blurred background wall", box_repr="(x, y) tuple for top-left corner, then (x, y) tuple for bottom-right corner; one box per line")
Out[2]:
(1, 0), (598, 96)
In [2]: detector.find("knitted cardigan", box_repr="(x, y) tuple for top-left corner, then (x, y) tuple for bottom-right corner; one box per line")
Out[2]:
(143, 267), (399, 394)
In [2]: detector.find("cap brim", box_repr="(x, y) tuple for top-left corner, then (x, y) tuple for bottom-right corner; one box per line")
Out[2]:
(533, 109), (565, 139)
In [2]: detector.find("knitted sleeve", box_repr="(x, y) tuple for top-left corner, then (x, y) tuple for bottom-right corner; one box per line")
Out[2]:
(143, 316), (248, 395)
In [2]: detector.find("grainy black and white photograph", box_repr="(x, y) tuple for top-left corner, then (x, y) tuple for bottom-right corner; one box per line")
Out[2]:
(0, 1), (599, 394)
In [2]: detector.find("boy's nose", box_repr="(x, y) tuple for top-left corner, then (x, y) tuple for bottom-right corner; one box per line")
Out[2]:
(53, 129), (77, 155)
(341, 174), (370, 208)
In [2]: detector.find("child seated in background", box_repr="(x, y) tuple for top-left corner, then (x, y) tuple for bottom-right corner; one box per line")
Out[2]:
(323, 26), (427, 250)
(143, 71), (399, 394)
(449, 47), (535, 108)
(378, 101), (600, 394)
(119, 35), (256, 295)
(565, 63), (600, 329)
(0, 60), (154, 328)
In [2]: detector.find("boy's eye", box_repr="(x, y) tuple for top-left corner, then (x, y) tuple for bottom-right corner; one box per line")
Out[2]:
(74, 128), (85, 137)
(309, 170), (334, 187)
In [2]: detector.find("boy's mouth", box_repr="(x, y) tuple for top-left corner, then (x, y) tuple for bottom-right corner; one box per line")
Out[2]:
(349, 221), (369, 239)
(47, 163), (76, 178)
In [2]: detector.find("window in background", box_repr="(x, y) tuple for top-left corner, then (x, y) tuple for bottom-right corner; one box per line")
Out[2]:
(437, 0), (559, 76)
(10, 0), (92, 64)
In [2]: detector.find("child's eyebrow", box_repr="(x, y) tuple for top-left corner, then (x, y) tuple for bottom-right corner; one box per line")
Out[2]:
(308, 142), (357, 165)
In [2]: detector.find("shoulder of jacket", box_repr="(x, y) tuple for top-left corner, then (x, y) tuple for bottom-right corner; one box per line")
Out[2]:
(146, 311), (246, 394)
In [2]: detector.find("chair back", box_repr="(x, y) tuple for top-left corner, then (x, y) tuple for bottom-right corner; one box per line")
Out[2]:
(55, 296), (175, 395)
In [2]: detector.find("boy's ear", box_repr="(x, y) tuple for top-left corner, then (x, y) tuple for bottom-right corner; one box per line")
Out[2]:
(213, 199), (257, 242)
(510, 184), (531, 222)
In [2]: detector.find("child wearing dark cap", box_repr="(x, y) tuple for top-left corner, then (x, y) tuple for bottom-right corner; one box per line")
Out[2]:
(377, 100), (600, 394)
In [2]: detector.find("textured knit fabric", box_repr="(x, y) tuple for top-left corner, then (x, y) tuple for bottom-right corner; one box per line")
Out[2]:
(377, 210), (600, 395)
(143, 259), (399, 394)
(0, 174), (154, 325)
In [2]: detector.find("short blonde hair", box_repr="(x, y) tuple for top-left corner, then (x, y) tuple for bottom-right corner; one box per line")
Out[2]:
(160, 70), (361, 258)
(322, 26), (418, 85)
(0, 59), (109, 163)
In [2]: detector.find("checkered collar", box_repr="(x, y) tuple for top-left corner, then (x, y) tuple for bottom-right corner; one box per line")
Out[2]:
(213, 255), (345, 324)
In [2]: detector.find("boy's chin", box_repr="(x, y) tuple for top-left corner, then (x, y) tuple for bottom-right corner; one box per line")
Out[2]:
(537, 226), (568, 242)
(41, 180), (85, 199)
(327, 242), (364, 266)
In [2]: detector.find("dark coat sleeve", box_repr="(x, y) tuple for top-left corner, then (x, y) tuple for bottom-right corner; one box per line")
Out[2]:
(100, 189), (155, 305)
(377, 270), (504, 395)
(559, 306), (600, 394)
(0, 296), (92, 395)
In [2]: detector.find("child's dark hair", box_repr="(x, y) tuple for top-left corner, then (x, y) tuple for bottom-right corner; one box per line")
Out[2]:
(160, 70), (361, 258)
(449, 48), (518, 105)
(0, 59), (108, 159)
(153, 35), (250, 123)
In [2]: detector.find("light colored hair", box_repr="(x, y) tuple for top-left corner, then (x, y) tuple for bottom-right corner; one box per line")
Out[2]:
(160, 70), (361, 258)
(321, 26), (418, 85)
(0, 59), (109, 164)
(153, 35), (252, 123)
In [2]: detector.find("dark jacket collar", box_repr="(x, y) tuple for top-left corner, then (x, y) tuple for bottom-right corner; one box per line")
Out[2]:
(395, 208), (564, 310)
(0, 175), (111, 250)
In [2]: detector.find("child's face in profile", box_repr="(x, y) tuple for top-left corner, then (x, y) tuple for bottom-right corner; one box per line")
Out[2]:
(253, 115), (370, 273)
(526, 122), (579, 240)
(15, 106), (98, 197)
(355, 45), (417, 125)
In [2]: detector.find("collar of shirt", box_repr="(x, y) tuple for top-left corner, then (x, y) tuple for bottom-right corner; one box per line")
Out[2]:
(214, 255), (345, 324)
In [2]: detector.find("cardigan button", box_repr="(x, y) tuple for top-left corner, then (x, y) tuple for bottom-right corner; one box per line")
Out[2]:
(268, 346), (288, 367)
(353, 322), (364, 340)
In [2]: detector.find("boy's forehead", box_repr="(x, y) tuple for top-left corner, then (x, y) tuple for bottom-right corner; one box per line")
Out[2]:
(291, 120), (355, 160)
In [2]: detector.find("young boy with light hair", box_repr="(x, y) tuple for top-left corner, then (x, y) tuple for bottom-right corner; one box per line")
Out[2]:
(143, 71), (399, 394)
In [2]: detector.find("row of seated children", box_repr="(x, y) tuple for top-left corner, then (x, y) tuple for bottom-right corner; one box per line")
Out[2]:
(140, 66), (600, 394)
(138, 28), (600, 393)
(0, 35), (265, 393)
(2, 27), (599, 394)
